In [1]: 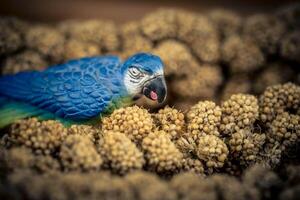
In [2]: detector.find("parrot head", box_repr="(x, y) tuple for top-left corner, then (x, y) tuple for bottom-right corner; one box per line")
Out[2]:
(122, 53), (167, 104)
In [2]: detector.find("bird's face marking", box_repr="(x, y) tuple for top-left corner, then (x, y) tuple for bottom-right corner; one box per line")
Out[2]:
(123, 53), (167, 104)
(124, 66), (153, 97)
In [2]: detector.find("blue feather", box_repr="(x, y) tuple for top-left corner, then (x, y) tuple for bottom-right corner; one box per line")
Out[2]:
(0, 56), (124, 122)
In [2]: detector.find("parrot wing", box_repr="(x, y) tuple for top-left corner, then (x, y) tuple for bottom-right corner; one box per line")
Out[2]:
(0, 56), (123, 127)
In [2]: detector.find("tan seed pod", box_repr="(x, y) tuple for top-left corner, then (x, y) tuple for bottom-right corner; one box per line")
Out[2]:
(68, 124), (101, 143)
(196, 135), (229, 171)
(125, 171), (177, 200)
(33, 155), (61, 173)
(142, 130), (183, 173)
(6, 118), (68, 155)
(182, 157), (205, 175)
(221, 35), (265, 73)
(59, 19), (120, 52)
(0, 17), (28, 56)
(220, 94), (259, 135)
(98, 131), (144, 174)
(208, 9), (242, 39)
(187, 101), (222, 138)
(152, 40), (194, 76)
(140, 9), (178, 41)
(259, 83), (300, 123)
(25, 25), (65, 63)
(172, 64), (223, 99)
(2, 50), (48, 75)
(227, 129), (266, 166)
(176, 11), (220, 63)
(102, 106), (154, 143)
(268, 112), (300, 148)
(59, 134), (102, 172)
(153, 106), (185, 140)
(63, 39), (100, 61)
(243, 14), (286, 54)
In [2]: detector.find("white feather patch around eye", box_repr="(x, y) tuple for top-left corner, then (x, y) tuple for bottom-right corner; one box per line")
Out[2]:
(124, 70), (150, 95)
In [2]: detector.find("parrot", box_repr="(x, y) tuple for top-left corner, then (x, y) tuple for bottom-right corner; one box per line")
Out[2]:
(0, 52), (167, 128)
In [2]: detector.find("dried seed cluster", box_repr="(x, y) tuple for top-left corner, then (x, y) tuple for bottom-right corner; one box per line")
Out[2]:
(2, 50), (48, 75)
(121, 35), (153, 59)
(59, 134), (102, 172)
(243, 14), (286, 54)
(170, 173), (213, 200)
(102, 106), (154, 143)
(220, 94), (259, 135)
(0, 17), (28, 56)
(125, 171), (177, 200)
(208, 9), (242, 39)
(227, 129), (266, 166)
(63, 39), (100, 60)
(25, 25), (65, 62)
(59, 19), (119, 52)
(176, 12), (220, 63)
(0, 147), (34, 171)
(142, 130), (183, 173)
(172, 64), (223, 99)
(221, 35), (265, 73)
(174, 135), (198, 158)
(261, 142), (283, 168)
(33, 154), (61, 173)
(6, 118), (68, 155)
(120, 21), (153, 59)
(152, 40), (194, 76)
(259, 83), (300, 123)
(196, 135), (229, 170)
(187, 101), (222, 138)
(141, 9), (178, 41)
(133, 9), (221, 63)
(268, 112), (300, 148)
(0, 147), (60, 173)
(68, 124), (101, 143)
(181, 157), (205, 175)
(98, 131), (144, 174)
(153, 107), (185, 140)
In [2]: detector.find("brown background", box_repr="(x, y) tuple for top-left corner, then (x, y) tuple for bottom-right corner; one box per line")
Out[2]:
(0, 0), (298, 23)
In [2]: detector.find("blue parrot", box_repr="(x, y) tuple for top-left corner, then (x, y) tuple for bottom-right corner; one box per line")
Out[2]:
(0, 53), (167, 128)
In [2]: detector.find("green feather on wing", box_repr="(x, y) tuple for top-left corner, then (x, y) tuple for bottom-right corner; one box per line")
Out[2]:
(0, 97), (72, 128)
(0, 95), (133, 129)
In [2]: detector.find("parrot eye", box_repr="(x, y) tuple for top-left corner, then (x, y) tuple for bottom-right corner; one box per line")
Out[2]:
(129, 67), (144, 79)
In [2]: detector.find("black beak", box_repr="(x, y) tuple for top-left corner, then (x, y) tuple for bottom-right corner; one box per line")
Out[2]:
(142, 76), (167, 103)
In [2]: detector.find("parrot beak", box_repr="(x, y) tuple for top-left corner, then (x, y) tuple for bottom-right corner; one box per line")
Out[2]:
(142, 76), (167, 104)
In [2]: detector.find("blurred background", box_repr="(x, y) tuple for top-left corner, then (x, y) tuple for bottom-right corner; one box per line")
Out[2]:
(0, 0), (299, 23)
